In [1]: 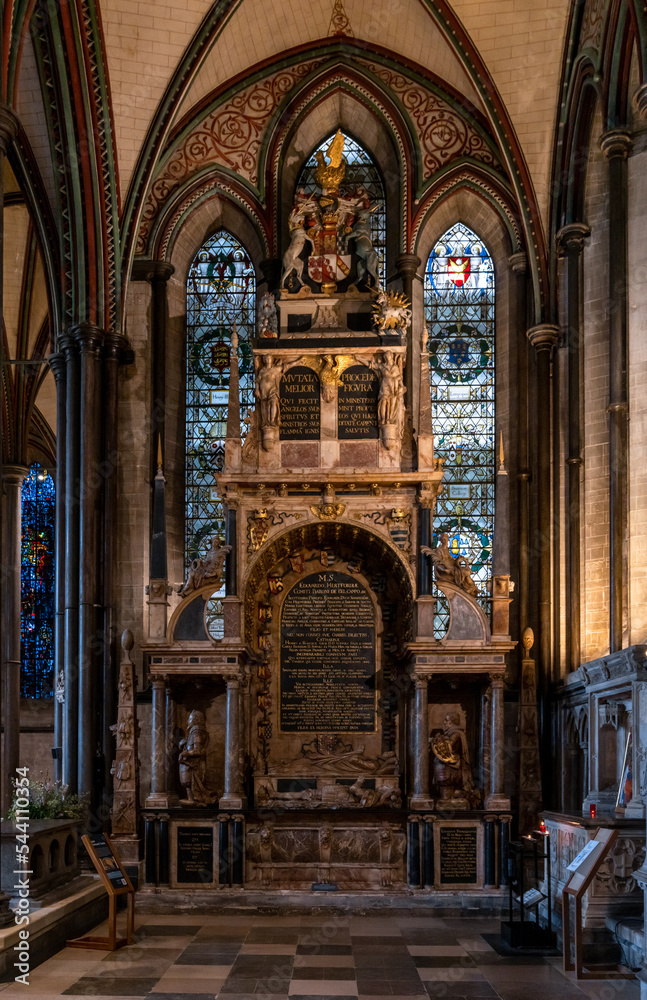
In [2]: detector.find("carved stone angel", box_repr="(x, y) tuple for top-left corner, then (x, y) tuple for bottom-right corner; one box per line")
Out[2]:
(180, 536), (231, 596)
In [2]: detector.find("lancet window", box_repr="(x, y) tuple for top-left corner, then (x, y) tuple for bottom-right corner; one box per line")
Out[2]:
(185, 231), (256, 637)
(297, 133), (386, 284)
(424, 223), (495, 637)
(21, 464), (55, 698)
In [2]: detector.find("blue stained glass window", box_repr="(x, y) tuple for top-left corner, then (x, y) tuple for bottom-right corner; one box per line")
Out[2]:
(298, 133), (386, 283)
(21, 464), (55, 698)
(424, 223), (495, 637)
(186, 230), (256, 639)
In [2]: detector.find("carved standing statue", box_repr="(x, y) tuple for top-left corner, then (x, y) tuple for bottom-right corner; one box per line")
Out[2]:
(255, 354), (284, 450)
(258, 292), (278, 337)
(348, 202), (381, 289)
(180, 536), (231, 596)
(369, 351), (406, 451)
(422, 532), (479, 598)
(430, 710), (476, 808)
(178, 709), (217, 806)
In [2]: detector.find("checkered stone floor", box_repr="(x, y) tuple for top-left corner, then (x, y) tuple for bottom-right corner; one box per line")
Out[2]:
(0, 914), (639, 1000)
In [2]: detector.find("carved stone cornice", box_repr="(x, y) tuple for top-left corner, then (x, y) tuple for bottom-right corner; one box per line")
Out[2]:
(557, 222), (591, 255)
(634, 83), (647, 122)
(527, 323), (559, 354)
(508, 251), (527, 275)
(0, 104), (19, 154)
(599, 129), (632, 160)
(130, 258), (175, 283)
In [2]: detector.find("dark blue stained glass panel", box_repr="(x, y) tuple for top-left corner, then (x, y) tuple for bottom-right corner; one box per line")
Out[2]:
(21, 465), (55, 698)
(186, 230), (256, 639)
(424, 223), (495, 638)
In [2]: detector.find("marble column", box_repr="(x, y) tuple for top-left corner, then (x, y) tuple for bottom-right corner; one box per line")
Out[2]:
(145, 674), (169, 807)
(485, 674), (510, 810)
(48, 352), (67, 780)
(410, 673), (433, 809)
(221, 673), (245, 809)
(61, 331), (80, 792)
(600, 130), (632, 652)
(1, 465), (29, 816)
(527, 323), (558, 803)
(557, 224), (589, 670)
(511, 253), (530, 645)
(76, 324), (105, 799)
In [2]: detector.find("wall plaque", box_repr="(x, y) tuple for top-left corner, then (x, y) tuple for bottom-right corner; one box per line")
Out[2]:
(280, 571), (376, 733)
(280, 366), (320, 440)
(338, 365), (379, 439)
(177, 825), (214, 884)
(439, 826), (478, 885)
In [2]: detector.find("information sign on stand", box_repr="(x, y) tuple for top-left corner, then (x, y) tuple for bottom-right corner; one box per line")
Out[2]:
(67, 833), (135, 951)
(562, 827), (633, 980)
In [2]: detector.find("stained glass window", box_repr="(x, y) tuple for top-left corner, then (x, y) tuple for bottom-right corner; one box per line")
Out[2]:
(186, 231), (256, 639)
(21, 464), (55, 698)
(424, 223), (495, 637)
(298, 133), (386, 283)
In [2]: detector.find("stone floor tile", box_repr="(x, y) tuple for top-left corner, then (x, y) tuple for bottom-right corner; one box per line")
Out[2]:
(289, 982), (358, 996)
(240, 946), (299, 956)
(63, 978), (159, 996)
(481, 967), (570, 984)
(152, 982), (224, 994)
(456, 941), (496, 954)
(414, 960), (476, 970)
(416, 971), (487, 983)
(294, 957), (356, 969)
(137, 925), (202, 938)
(297, 948), (353, 957)
(408, 949), (469, 958)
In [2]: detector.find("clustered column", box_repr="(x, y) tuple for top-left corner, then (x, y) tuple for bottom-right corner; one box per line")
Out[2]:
(600, 129), (632, 653)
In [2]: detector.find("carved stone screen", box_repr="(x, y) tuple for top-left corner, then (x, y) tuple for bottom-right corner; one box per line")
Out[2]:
(280, 571), (376, 733)
(338, 366), (379, 439)
(279, 366), (320, 440)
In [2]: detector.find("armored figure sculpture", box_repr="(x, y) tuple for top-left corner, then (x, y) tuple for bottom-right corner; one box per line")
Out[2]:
(422, 532), (479, 598)
(180, 536), (231, 596)
(430, 710), (475, 807)
(178, 710), (217, 806)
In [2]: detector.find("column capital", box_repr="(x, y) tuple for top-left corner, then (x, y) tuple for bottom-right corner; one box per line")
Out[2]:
(489, 673), (504, 688)
(149, 672), (168, 686)
(224, 672), (241, 687)
(557, 222), (591, 255)
(508, 251), (527, 275)
(0, 104), (20, 154)
(527, 323), (559, 354)
(2, 463), (29, 487)
(130, 258), (175, 283)
(72, 322), (105, 353)
(600, 128), (632, 160)
(395, 253), (422, 279)
(633, 82), (647, 122)
(414, 673), (429, 690)
(47, 352), (67, 383)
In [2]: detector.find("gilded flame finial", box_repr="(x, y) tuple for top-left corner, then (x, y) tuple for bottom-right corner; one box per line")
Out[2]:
(314, 130), (346, 192)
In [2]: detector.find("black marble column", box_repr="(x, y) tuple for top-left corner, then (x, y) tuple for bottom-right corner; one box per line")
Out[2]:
(499, 814), (511, 886)
(408, 816), (421, 888)
(484, 815), (496, 888)
(557, 225), (590, 670)
(61, 332), (80, 792)
(232, 814), (244, 885)
(422, 815), (434, 888)
(1, 465), (28, 815)
(526, 324), (558, 799)
(48, 352), (67, 780)
(600, 130), (632, 652)
(410, 673), (433, 809)
(219, 815), (230, 885)
(75, 324), (105, 799)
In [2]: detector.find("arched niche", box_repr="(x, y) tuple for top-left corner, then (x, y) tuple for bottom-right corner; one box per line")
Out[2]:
(275, 86), (403, 269)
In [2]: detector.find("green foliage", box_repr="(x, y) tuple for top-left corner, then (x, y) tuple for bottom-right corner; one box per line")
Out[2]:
(8, 778), (88, 821)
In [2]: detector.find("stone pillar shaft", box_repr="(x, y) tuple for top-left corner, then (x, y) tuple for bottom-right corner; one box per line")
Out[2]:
(600, 130), (631, 652)
(147, 675), (168, 804)
(485, 676), (509, 810)
(1, 466), (29, 816)
(410, 674), (433, 809)
(62, 335), (80, 791)
(77, 325), (104, 798)
(49, 353), (67, 781)
(221, 674), (245, 808)
(558, 224), (589, 670)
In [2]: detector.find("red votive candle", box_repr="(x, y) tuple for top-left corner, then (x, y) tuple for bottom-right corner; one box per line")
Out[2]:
(539, 819), (546, 833)
(590, 803), (596, 819)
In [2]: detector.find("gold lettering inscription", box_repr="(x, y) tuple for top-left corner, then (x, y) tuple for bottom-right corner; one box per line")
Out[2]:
(280, 571), (376, 733)
(280, 365), (320, 440)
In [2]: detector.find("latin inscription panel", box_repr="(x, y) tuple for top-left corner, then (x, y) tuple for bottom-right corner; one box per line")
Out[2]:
(280, 571), (376, 733)
(439, 826), (478, 885)
(177, 826), (214, 884)
(280, 366), (320, 440)
(338, 366), (379, 439)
